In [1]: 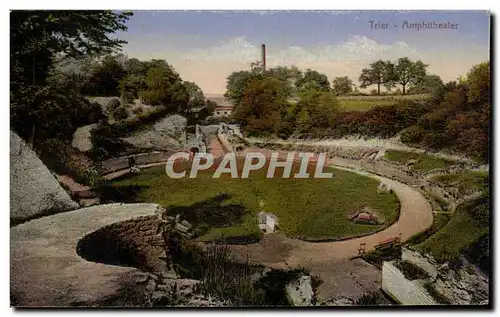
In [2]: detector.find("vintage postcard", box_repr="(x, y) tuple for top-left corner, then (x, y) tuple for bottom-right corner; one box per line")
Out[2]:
(10, 10), (491, 308)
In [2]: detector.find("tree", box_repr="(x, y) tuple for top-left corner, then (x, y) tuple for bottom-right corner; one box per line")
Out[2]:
(232, 77), (289, 135)
(358, 60), (394, 95)
(224, 70), (264, 106)
(85, 55), (127, 96)
(138, 63), (189, 112)
(296, 69), (331, 93)
(10, 10), (132, 145)
(183, 81), (206, 110)
(332, 76), (354, 95)
(466, 62), (490, 105)
(295, 89), (338, 133)
(267, 66), (303, 97)
(408, 74), (444, 94)
(394, 58), (428, 94)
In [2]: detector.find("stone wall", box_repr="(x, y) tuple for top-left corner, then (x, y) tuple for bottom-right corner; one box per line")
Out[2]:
(10, 130), (79, 223)
(217, 124), (234, 153)
(381, 261), (436, 305)
(101, 151), (176, 173)
(77, 215), (168, 273)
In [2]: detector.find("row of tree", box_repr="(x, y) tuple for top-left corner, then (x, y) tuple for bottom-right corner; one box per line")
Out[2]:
(225, 57), (437, 104)
(359, 58), (428, 95)
(54, 54), (214, 115)
(226, 58), (490, 162)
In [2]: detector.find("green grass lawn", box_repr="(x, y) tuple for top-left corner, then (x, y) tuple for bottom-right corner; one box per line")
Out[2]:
(337, 94), (429, 112)
(415, 198), (489, 263)
(384, 150), (456, 172)
(432, 171), (489, 195)
(107, 162), (400, 242)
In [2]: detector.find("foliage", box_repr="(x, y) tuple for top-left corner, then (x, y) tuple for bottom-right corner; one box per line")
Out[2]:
(332, 76), (354, 95)
(359, 60), (394, 95)
(356, 292), (389, 306)
(36, 138), (102, 186)
(138, 63), (189, 112)
(294, 89), (338, 133)
(224, 70), (265, 106)
(296, 69), (331, 93)
(167, 237), (266, 306)
(393, 58), (428, 94)
(394, 260), (430, 280)
(84, 54), (127, 96)
(432, 171), (489, 196)
(416, 197), (489, 264)
(10, 10), (132, 154)
(408, 74), (444, 95)
(232, 77), (290, 136)
(400, 62), (490, 162)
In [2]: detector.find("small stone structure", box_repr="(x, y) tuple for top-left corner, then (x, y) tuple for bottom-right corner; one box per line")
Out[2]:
(382, 261), (436, 305)
(347, 206), (385, 225)
(382, 248), (489, 305)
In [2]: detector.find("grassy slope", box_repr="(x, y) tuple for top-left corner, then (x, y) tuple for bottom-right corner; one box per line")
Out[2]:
(384, 149), (456, 172)
(415, 198), (488, 263)
(337, 94), (429, 112)
(109, 163), (399, 241)
(432, 171), (489, 195)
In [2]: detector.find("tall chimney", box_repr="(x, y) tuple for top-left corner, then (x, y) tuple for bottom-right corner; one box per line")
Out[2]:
(261, 44), (266, 72)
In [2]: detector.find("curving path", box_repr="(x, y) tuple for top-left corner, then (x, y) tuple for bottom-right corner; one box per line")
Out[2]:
(209, 143), (434, 268)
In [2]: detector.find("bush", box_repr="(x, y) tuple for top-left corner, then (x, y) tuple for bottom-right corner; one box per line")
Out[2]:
(394, 261), (430, 280)
(106, 98), (121, 111)
(166, 237), (266, 306)
(111, 106), (129, 121)
(36, 138), (103, 186)
(121, 91), (135, 105)
(132, 107), (144, 115)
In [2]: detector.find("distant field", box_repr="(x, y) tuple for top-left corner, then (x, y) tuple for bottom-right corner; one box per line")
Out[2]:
(337, 94), (430, 112)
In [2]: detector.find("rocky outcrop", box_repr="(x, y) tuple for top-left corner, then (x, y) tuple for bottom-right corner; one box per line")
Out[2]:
(10, 131), (79, 223)
(285, 274), (314, 306)
(123, 114), (187, 151)
(72, 123), (98, 152)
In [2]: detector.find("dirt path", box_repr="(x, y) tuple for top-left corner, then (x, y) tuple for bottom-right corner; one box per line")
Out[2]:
(223, 147), (433, 268)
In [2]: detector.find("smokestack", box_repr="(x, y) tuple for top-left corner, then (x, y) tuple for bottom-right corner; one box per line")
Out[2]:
(261, 44), (266, 72)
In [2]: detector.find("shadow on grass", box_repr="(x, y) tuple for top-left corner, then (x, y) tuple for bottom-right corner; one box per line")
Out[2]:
(95, 184), (151, 204)
(166, 194), (248, 229)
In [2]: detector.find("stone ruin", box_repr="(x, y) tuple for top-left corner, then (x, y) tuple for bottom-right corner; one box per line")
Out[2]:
(347, 206), (385, 225)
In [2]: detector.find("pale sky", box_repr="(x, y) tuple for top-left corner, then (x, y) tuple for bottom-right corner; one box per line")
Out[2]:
(117, 10), (490, 94)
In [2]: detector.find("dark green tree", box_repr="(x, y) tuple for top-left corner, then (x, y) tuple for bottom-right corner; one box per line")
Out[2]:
(296, 69), (331, 93)
(10, 10), (132, 145)
(332, 76), (354, 95)
(358, 60), (395, 95)
(394, 58), (428, 94)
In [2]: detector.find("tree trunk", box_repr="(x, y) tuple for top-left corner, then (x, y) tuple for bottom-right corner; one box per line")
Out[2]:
(377, 83), (381, 95)
(402, 84), (406, 95)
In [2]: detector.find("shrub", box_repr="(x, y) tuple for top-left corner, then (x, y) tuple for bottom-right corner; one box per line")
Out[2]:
(111, 106), (129, 121)
(356, 291), (388, 306)
(394, 261), (430, 280)
(132, 107), (144, 115)
(121, 91), (135, 105)
(106, 98), (121, 112)
(36, 138), (103, 186)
